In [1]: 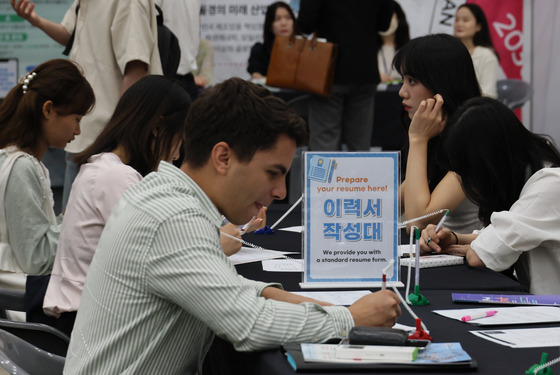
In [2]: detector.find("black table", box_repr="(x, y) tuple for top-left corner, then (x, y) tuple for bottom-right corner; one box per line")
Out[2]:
(204, 204), (557, 375)
(217, 289), (559, 375)
(241, 205), (524, 293)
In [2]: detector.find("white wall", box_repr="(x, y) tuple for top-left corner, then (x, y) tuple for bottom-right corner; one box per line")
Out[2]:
(532, 0), (560, 145)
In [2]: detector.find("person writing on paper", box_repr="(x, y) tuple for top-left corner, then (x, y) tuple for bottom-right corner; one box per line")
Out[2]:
(63, 78), (401, 374)
(395, 34), (482, 233)
(454, 4), (500, 98)
(0, 59), (94, 319)
(247, 1), (297, 80)
(377, 0), (410, 84)
(420, 97), (560, 295)
(38, 76), (190, 333)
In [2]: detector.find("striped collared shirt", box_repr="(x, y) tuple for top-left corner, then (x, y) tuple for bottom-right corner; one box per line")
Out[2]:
(64, 161), (354, 375)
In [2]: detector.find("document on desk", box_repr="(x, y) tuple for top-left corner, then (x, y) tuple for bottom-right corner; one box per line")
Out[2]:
(433, 306), (560, 325)
(228, 247), (298, 265)
(471, 327), (560, 348)
(300, 342), (471, 364)
(291, 290), (371, 306)
(262, 259), (303, 272)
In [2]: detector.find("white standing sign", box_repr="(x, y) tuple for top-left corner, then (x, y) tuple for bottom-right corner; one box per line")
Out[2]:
(302, 152), (400, 288)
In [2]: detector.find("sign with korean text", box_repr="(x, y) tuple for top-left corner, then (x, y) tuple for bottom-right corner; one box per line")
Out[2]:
(302, 152), (400, 288)
(200, 0), (267, 83)
(1, 1), (73, 78)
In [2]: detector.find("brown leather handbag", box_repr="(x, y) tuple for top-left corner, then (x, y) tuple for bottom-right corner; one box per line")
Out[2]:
(266, 34), (338, 97)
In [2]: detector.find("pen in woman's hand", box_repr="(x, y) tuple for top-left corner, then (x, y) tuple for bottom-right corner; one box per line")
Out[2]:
(426, 209), (449, 245)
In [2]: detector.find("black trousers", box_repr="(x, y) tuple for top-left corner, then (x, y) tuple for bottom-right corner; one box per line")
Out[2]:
(25, 275), (76, 337)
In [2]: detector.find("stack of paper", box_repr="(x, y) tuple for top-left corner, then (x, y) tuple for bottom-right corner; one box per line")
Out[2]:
(471, 327), (560, 348)
(400, 254), (464, 268)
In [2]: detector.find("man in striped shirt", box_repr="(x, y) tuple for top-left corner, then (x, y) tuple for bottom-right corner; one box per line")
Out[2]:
(64, 78), (401, 374)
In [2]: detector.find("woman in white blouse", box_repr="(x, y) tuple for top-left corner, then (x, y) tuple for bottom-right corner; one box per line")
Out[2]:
(420, 97), (560, 295)
(454, 3), (500, 98)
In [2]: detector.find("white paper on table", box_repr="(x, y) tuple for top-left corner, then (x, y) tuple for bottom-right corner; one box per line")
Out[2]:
(433, 306), (560, 325)
(277, 225), (303, 233)
(262, 259), (303, 272)
(290, 290), (372, 306)
(228, 247), (297, 265)
(471, 327), (560, 348)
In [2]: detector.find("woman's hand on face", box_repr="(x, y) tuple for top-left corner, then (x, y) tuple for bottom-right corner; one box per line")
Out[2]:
(408, 94), (446, 143)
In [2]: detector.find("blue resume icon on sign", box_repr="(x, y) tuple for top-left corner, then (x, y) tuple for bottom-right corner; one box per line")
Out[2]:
(308, 156), (337, 183)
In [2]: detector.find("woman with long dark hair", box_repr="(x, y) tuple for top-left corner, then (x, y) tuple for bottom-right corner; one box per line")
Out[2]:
(454, 3), (500, 98)
(421, 97), (560, 294)
(395, 34), (482, 232)
(40, 75), (189, 333)
(42, 75), (265, 334)
(247, 1), (297, 79)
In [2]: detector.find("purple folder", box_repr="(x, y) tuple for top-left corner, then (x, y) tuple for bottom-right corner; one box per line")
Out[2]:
(452, 293), (560, 306)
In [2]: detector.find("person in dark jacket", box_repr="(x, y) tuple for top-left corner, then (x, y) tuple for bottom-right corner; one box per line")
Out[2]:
(298, 0), (393, 151)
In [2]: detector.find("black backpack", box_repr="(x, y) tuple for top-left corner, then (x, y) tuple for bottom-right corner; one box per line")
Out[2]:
(156, 4), (181, 78)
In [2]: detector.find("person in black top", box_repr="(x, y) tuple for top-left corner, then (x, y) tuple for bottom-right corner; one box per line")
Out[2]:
(247, 1), (297, 79)
(298, 0), (393, 151)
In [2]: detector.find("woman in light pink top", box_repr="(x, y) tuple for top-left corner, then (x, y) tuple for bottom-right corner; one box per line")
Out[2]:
(42, 76), (266, 335)
(41, 76), (190, 334)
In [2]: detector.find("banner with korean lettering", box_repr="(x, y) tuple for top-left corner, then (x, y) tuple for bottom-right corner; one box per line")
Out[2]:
(302, 152), (400, 288)
(200, 0), (267, 83)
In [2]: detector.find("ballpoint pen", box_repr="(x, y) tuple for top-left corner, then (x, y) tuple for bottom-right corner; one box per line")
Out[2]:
(425, 209), (449, 245)
(461, 310), (498, 322)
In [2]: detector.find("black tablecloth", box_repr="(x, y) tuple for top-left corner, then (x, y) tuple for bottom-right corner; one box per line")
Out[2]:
(203, 204), (557, 375)
(241, 205), (524, 293)
(205, 288), (559, 375)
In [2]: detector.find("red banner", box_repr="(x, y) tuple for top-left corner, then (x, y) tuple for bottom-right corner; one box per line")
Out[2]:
(467, 0), (524, 79)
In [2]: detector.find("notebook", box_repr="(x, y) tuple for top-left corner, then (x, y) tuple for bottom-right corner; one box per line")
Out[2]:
(452, 293), (560, 306)
(283, 342), (477, 372)
(400, 254), (464, 268)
